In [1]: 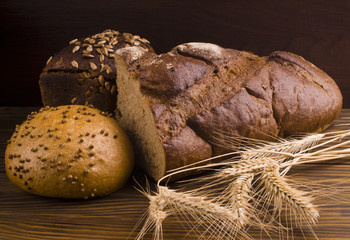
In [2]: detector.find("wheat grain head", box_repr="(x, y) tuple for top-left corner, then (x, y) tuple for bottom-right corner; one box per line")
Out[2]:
(260, 160), (319, 226)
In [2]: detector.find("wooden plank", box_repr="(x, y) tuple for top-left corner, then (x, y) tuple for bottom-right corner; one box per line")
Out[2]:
(0, 108), (350, 239)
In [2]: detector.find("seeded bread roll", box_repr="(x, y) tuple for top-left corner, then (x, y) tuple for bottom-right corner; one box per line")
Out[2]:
(114, 43), (342, 181)
(5, 105), (134, 199)
(39, 29), (154, 113)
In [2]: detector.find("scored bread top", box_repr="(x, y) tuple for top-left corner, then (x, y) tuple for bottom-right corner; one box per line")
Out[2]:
(115, 43), (343, 180)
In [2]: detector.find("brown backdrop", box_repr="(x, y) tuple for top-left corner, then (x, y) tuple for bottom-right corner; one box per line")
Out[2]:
(1, 0), (350, 107)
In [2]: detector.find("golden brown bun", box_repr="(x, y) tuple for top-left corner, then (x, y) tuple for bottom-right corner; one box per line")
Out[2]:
(5, 105), (134, 199)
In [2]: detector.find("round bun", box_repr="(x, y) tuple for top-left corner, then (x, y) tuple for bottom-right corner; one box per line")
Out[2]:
(5, 105), (134, 199)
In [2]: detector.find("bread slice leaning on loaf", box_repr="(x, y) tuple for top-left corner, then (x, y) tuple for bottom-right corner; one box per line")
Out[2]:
(114, 43), (343, 181)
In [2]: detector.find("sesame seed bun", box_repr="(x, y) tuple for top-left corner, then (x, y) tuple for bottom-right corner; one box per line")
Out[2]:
(5, 105), (134, 199)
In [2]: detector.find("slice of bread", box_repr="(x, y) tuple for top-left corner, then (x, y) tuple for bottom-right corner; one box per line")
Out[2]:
(115, 49), (167, 180)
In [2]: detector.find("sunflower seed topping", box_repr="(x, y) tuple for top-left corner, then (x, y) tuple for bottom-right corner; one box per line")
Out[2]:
(83, 53), (94, 58)
(83, 72), (90, 78)
(71, 60), (79, 68)
(86, 45), (93, 52)
(83, 50), (91, 54)
(102, 47), (108, 56)
(69, 38), (78, 45)
(140, 38), (150, 44)
(71, 97), (78, 104)
(105, 65), (112, 74)
(72, 45), (80, 53)
(110, 85), (116, 94)
(105, 82), (111, 91)
(90, 62), (97, 70)
(46, 56), (53, 65)
(99, 54), (105, 63)
(94, 44), (104, 48)
(98, 75), (104, 86)
(100, 64), (107, 72)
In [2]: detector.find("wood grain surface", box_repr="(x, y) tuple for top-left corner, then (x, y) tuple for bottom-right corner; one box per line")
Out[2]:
(1, 107), (350, 240)
(1, 0), (350, 107)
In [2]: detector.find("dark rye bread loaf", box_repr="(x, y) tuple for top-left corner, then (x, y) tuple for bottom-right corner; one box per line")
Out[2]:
(39, 29), (154, 113)
(114, 43), (343, 181)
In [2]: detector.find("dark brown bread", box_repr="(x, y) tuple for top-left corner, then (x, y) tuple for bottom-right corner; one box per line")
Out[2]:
(115, 43), (343, 180)
(5, 105), (134, 199)
(39, 30), (154, 113)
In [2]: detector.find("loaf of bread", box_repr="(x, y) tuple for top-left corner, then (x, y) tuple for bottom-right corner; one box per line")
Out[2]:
(39, 29), (154, 113)
(5, 105), (134, 199)
(114, 43), (343, 181)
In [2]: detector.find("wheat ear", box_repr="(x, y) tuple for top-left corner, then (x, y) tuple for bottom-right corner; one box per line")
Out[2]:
(219, 158), (267, 178)
(260, 160), (319, 226)
(210, 157), (319, 233)
(136, 130), (350, 239)
(134, 181), (168, 240)
(157, 186), (251, 240)
(241, 133), (325, 161)
(224, 173), (254, 227)
(157, 186), (236, 220)
(207, 158), (277, 229)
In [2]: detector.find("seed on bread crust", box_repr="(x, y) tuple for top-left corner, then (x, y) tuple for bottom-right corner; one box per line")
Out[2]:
(69, 39), (78, 45)
(90, 62), (97, 70)
(71, 97), (78, 104)
(105, 65), (112, 74)
(40, 29), (154, 114)
(86, 45), (93, 52)
(110, 85), (116, 95)
(83, 53), (94, 58)
(98, 75), (105, 86)
(46, 56), (53, 65)
(72, 46), (80, 53)
(71, 60), (79, 68)
(105, 82), (111, 91)
(99, 54), (105, 63)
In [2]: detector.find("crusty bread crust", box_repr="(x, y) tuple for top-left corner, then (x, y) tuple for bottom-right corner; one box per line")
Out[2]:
(115, 43), (342, 180)
(5, 105), (134, 199)
(39, 30), (153, 113)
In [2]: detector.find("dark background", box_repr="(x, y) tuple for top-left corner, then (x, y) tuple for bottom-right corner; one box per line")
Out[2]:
(1, 0), (350, 107)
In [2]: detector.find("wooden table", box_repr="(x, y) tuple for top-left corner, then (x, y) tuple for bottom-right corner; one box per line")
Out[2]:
(1, 107), (350, 240)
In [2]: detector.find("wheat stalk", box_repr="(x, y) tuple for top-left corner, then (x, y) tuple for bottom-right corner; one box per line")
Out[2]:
(241, 133), (325, 161)
(136, 183), (251, 240)
(218, 158), (268, 178)
(169, 132), (327, 178)
(224, 173), (254, 227)
(133, 180), (169, 240)
(157, 186), (250, 240)
(136, 130), (350, 240)
(214, 157), (319, 229)
(260, 161), (319, 225)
